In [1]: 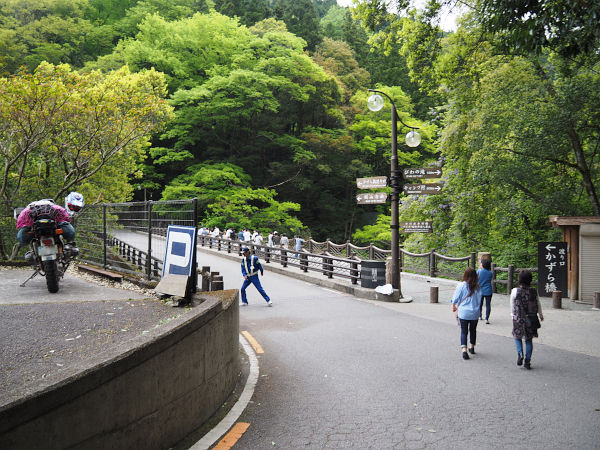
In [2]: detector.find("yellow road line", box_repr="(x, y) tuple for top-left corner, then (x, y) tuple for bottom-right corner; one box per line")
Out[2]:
(213, 422), (250, 449)
(241, 331), (264, 354)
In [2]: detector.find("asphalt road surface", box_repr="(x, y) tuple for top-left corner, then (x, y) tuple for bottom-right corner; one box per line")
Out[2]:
(191, 251), (600, 450)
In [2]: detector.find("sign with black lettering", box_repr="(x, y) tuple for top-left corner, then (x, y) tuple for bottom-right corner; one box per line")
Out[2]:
(402, 183), (443, 195)
(356, 193), (388, 204)
(403, 168), (443, 179)
(400, 221), (433, 233)
(356, 176), (387, 189)
(537, 242), (568, 297)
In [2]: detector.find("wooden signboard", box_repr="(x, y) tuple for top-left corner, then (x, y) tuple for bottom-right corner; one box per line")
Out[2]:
(403, 168), (443, 179)
(357, 193), (388, 204)
(400, 221), (433, 233)
(402, 183), (443, 195)
(357, 176), (387, 189)
(537, 242), (568, 297)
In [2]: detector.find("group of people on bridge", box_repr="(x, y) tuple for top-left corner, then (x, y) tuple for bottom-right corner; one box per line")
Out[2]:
(198, 225), (305, 253)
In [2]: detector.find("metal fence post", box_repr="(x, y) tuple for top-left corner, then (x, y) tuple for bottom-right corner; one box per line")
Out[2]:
(146, 201), (153, 280)
(103, 204), (107, 269)
(192, 197), (198, 293)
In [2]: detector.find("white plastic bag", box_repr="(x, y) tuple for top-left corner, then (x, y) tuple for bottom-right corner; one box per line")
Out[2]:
(375, 284), (394, 295)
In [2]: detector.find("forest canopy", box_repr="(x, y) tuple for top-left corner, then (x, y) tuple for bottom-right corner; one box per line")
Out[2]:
(0, 0), (598, 266)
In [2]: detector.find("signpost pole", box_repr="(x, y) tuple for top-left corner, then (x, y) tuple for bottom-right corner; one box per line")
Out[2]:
(390, 103), (400, 291)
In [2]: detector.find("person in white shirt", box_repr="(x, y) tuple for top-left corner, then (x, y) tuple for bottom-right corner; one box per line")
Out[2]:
(211, 226), (220, 238)
(252, 229), (258, 241)
(280, 233), (289, 249)
(253, 233), (263, 246)
(225, 228), (233, 239)
(267, 231), (274, 247)
(243, 229), (251, 242)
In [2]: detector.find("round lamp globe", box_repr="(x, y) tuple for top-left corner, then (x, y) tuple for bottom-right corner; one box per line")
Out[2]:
(405, 130), (421, 147)
(367, 94), (384, 112)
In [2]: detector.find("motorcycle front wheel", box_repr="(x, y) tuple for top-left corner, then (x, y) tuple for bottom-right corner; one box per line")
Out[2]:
(44, 260), (60, 293)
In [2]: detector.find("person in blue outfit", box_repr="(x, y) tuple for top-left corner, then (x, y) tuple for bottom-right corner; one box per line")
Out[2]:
(477, 258), (494, 323)
(240, 247), (272, 307)
(451, 267), (483, 360)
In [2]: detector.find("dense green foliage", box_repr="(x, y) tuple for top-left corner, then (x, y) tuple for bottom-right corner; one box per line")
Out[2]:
(1, 0), (598, 266)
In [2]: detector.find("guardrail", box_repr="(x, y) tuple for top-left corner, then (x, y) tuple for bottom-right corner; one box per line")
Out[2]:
(198, 235), (538, 291)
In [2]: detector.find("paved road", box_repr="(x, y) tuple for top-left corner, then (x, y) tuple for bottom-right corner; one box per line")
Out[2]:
(190, 250), (600, 450)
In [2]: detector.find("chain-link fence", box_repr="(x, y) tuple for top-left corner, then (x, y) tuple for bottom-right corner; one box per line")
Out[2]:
(76, 199), (198, 280)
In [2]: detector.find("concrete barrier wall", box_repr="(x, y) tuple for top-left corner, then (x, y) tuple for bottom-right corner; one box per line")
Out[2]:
(0, 289), (239, 450)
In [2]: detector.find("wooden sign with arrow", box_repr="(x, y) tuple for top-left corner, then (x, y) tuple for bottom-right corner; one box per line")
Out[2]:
(403, 168), (443, 179)
(402, 184), (443, 195)
(357, 193), (388, 204)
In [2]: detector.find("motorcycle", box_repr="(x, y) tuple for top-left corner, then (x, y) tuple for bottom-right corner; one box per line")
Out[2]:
(21, 210), (79, 293)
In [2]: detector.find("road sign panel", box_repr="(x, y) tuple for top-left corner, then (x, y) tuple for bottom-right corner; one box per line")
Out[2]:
(357, 176), (387, 189)
(400, 221), (433, 233)
(537, 242), (568, 297)
(402, 183), (443, 195)
(357, 193), (388, 204)
(403, 168), (443, 179)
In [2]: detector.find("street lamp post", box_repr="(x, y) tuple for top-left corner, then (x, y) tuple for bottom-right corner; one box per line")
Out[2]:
(367, 89), (421, 294)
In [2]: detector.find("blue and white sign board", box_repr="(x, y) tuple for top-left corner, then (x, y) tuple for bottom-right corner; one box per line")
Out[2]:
(162, 225), (197, 278)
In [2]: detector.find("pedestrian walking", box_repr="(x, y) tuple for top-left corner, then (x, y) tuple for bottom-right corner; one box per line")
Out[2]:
(240, 247), (272, 307)
(511, 270), (544, 370)
(268, 231), (274, 247)
(294, 235), (305, 257)
(243, 228), (251, 242)
(273, 231), (280, 247)
(477, 258), (493, 323)
(253, 232), (263, 246)
(451, 267), (482, 360)
(280, 233), (289, 249)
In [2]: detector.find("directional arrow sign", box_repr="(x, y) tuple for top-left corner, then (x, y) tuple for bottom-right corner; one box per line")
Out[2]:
(402, 183), (443, 195)
(357, 176), (387, 189)
(357, 193), (388, 204)
(403, 168), (443, 179)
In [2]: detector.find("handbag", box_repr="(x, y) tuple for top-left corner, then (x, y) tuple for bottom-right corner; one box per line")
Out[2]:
(525, 314), (541, 330)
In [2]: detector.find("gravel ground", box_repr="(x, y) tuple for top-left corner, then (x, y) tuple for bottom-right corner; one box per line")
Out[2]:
(0, 264), (188, 399)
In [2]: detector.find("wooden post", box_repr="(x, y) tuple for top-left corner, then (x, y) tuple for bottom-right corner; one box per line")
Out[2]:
(265, 246), (270, 263)
(351, 261), (358, 284)
(300, 253), (308, 272)
(430, 286), (439, 303)
(201, 266), (210, 292)
(593, 292), (600, 310)
(346, 240), (351, 258)
(211, 275), (224, 291)
(552, 290), (562, 309)
(470, 252), (477, 269)
(507, 265), (514, 293)
(369, 243), (374, 260)
(491, 263), (497, 294)
(429, 251), (436, 278)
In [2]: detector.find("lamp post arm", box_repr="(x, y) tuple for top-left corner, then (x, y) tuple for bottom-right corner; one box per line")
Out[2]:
(368, 89), (420, 130)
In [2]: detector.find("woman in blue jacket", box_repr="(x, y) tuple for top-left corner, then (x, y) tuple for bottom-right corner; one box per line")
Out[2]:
(477, 258), (494, 323)
(451, 267), (483, 360)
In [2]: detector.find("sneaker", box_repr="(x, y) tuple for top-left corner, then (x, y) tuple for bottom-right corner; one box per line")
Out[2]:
(241, 302), (249, 306)
(462, 351), (470, 360)
(468, 347), (475, 354)
(485, 319), (490, 324)
(524, 360), (531, 370)
(517, 353), (523, 366)
(267, 300), (273, 307)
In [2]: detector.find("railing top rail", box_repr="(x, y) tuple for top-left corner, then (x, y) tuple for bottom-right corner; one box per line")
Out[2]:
(433, 252), (471, 262)
(91, 199), (196, 208)
(400, 248), (431, 258)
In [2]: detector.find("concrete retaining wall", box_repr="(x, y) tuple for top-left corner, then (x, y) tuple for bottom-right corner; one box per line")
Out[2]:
(0, 290), (239, 450)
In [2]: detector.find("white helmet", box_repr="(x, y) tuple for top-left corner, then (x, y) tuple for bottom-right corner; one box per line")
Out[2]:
(66, 192), (85, 214)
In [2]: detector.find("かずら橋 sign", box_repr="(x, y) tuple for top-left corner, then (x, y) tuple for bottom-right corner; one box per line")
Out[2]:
(537, 242), (568, 297)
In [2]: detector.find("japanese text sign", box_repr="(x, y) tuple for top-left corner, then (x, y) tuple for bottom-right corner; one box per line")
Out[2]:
(402, 183), (443, 195)
(537, 242), (568, 297)
(403, 168), (443, 179)
(356, 177), (387, 189)
(400, 221), (433, 233)
(356, 193), (388, 204)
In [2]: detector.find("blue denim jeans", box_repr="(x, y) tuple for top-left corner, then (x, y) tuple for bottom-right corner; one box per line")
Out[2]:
(515, 338), (533, 360)
(479, 295), (492, 319)
(460, 319), (478, 347)
(18, 223), (76, 246)
(241, 275), (270, 303)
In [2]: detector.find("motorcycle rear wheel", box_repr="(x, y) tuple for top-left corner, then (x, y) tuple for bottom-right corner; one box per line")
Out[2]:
(44, 260), (60, 293)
